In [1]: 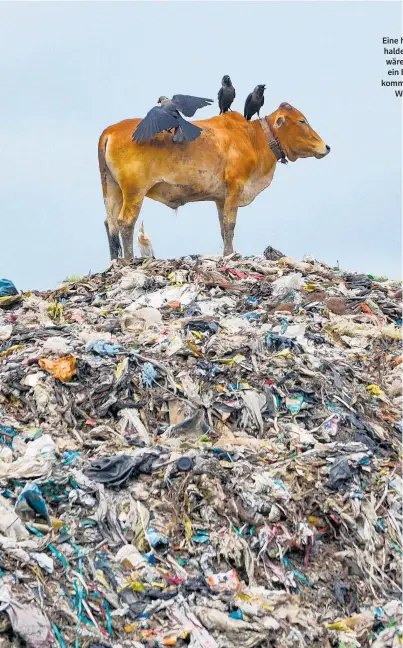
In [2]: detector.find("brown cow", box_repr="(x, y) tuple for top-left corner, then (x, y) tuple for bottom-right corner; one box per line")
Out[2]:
(98, 102), (330, 259)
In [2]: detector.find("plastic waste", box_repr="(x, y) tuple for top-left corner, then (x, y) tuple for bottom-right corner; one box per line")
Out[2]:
(85, 340), (123, 356)
(0, 278), (18, 297)
(38, 355), (77, 382)
(271, 272), (305, 299)
(83, 450), (159, 488)
(328, 456), (354, 490)
(15, 483), (50, 523)
(0, 252), (401, 646)
(41, 336), (71, 356)
(0, 585), (53, 647)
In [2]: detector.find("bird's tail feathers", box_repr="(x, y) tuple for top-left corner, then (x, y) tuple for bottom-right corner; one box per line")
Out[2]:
(177, 116), (202, 142)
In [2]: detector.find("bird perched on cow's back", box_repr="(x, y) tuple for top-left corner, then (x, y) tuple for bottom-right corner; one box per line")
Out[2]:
(132, 94), (214, 144)
(218, 75), (235, 114)
(244, 85), (266, 121)
(137, 222), (154, 258)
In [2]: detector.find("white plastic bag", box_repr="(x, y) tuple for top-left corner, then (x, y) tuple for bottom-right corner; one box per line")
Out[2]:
(271, 272), (304, 299)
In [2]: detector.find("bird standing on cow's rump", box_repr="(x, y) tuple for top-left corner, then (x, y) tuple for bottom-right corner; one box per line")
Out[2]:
(218, 75), (236, 114)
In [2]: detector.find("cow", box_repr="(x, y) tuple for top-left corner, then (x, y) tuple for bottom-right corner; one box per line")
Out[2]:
(98, 102), (330, 260)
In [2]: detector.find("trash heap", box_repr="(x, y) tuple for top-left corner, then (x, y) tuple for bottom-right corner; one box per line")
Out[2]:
(0, 253), (402, 648)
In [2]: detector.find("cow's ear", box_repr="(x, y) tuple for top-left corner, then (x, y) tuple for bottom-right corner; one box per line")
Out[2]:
(274, 115), (285, 129)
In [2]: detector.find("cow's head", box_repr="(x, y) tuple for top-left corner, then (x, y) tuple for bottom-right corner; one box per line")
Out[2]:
(269, 103), (330, 162)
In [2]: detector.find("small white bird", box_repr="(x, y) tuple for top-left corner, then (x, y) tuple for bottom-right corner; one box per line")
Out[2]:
(137, 222), (155, 258)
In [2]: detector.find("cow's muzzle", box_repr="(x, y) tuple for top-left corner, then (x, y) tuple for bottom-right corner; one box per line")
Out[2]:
(315, 144), (331, 159)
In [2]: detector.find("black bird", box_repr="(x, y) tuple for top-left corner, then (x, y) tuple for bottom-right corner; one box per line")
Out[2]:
(132, 94), (213, 144)
(218, 75), (236, 114)
(244, 85), (266, 121)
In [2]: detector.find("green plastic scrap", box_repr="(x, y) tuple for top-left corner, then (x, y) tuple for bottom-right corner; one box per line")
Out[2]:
(282, 556), (310, 587)
(48, 544), (69, 571)
(102, 599), (112, 635)
(286, 394), (304, 416)
(51, 622), (66, 648)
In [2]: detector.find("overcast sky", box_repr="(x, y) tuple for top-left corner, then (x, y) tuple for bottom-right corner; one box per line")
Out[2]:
(0, 1), (401, 290)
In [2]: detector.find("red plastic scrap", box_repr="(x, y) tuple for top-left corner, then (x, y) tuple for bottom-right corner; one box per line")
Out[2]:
(329, 513), (341, 525)
(218, 267), (265, 280)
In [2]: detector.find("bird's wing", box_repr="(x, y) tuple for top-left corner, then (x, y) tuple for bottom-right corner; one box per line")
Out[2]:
(244, 93), (252, 116)
(132, 106), (178, 143)
(171, 94), (214, 117)
(218, 87), (223, 109)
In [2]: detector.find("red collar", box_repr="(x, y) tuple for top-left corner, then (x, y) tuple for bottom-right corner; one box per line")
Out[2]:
(260, 119), (288, 164)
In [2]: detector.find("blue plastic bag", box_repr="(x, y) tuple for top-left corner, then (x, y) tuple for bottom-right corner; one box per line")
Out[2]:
(15, 483), (50, 523)
(141, 362), (157, 387)
(0, 278), (18, 297)
(85, 340), (123, 356)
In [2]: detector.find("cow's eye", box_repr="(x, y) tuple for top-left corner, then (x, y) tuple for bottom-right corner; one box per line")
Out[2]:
(299, 119), (307, 124)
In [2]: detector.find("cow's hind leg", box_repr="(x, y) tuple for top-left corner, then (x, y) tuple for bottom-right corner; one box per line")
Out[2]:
(118, 192), (145, 260)
(103, 165), (123, 260)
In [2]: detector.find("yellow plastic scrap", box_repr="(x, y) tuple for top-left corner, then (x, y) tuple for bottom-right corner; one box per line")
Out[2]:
(275, 349), (294, 360)
(0, 344), (23, 358)
(115, 357), (129, 381)
(215, 354), (246, 365)
(38, 355), (77, 382)
(119, 578), (145, 593)
(303, 284), (318, 292)
(0, 294), (22, 308)
(183, 514), (193, 542)
(325, 612), (372, 632)
(186, 341), (201, 356)
(307, 515), (324, 528)
(95, 569), (111, 590)
(167, 271), (183, 286)
(366, 384), (384, 397)
(47, 301), (64, 323)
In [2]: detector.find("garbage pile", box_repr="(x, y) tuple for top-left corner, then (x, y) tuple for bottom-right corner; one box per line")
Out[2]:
(0, 252), (402, 648)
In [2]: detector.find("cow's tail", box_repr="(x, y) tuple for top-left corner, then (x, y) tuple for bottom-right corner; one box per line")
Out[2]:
(98, 131), (122, 259)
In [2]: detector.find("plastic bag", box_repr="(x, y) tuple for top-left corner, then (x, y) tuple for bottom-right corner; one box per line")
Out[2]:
(0, 586), (53, 647)
(85, 340), (123, 356)
(15, 483), (50, 523)
(0, 278), (18, 297)
(0, 495), (29, 540)
(120, 305), (162, 333)
(38, 355), (77, 382)
(42, 336), (71, 356)
(271, 273), (304, 299)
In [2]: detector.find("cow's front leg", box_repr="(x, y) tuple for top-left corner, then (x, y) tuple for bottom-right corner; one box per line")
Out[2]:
(220, 184), (241, 256)
(118, 194), (144, 260)
(215, 201), (225, 242)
